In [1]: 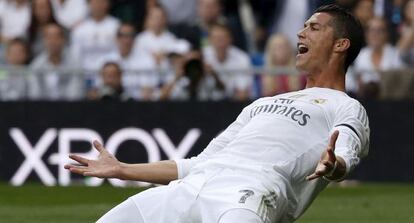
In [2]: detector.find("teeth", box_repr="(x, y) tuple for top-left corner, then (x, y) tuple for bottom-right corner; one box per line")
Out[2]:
(297, 43), (309, 54)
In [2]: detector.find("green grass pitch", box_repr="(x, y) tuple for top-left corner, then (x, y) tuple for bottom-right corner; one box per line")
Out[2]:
(0, 183), (413, 223)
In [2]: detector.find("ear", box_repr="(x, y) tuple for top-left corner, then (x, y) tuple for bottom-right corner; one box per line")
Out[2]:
(333, 38), (350, 53)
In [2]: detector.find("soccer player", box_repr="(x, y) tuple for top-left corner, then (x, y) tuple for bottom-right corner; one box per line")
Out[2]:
(65, 4), (370, 223)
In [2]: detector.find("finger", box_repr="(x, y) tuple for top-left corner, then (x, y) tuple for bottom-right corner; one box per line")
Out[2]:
(327, 146), (336, 161)
(306, 173), (321, 181)
(306, 164), (327, 181)
(93, 140), (104, 153)
(315, 165), (328, 175)
(64, 164), (86, 169)
(306, 166), (327, 181)
(69, 154), (90, 165)
(321, 160), (334, 169)
(328, 130), (340, 152)
(68, 166), (89, 175)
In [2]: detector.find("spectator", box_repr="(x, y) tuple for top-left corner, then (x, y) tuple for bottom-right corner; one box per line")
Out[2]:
(196, 0), (228, 49)
(166, 0), (248, 51)
(397, 0), (414, 65)
(50, 0), (88, 30)
(4, 39), (29, 65)
(133, 5), (190, 68)
(262, 34), (306, 97)
(0, 0), (30, 43)
(102, 23), (158, 101)
(28, 23), (83, 101)
(0, 38), (30, 100)
(28, 0), (58, 56)
(351, 17), (405, 98)
(352, 0), (375, 29)
(71, 0), (120, 87)
(88, 62), (130, 101)
(203, 23), (252, 101)
(159, 51), (225, 100)
(158, 0), (197, 26)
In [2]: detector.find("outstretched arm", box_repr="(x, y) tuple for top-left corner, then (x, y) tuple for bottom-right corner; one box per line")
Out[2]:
(307, 101), (371, 182)
(65, 141), (178, 185)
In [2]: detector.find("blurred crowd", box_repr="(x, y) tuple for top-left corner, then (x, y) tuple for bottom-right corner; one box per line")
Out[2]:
(0, 0), (413, 101)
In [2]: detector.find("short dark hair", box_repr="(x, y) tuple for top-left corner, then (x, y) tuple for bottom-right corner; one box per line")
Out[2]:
(44, 23), (67, 39)
(7, 38), (28, 49)
(101, 61), (122, 75)
(315, 4), (364, 71)
(116, 23), (136, 37)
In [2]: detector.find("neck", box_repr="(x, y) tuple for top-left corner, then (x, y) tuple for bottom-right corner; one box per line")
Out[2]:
(305, 62), (346, 92)
(372, 45), (384, 54)
(48, 51), (63, 65)
(120, 48), (131, 58)
(216, 49), (227, 63)
(151, 28), (163, 36)
(93, 15), (106, 22)
(16, 0), (26, 7)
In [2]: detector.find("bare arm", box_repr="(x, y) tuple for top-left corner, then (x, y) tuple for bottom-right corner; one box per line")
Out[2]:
(65, 141), (178, 185)
(159, 76), (181, 100)
(204, 64), (226, 90)
(118, 161), (178, 185)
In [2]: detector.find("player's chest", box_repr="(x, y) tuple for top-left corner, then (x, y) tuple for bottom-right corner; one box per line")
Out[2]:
(249, 95), (335, 127)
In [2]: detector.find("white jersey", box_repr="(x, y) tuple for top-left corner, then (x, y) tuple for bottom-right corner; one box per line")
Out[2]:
(175, 87), (370, 221)
(203, 45), (253, 98)
(70, 16), (120, 72)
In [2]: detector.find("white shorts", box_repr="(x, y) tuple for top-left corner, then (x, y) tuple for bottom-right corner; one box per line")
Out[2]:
(97, 199), (263, 223)
(99, 168), (288, 223)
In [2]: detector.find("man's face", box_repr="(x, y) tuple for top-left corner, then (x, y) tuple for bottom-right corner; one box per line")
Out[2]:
(89, 0), (109, 19)
(102, 65), (122, 89)
(6, 43), (27, 65)
(296, 13), (336, 72)
(117, 25), (135, 51)
(198, 0), (221, 24)
(366, 18), (387, 48)
(33, 0), (53, 24)
(354, 0), (374, 24)
(209, 27), (231, 52)
(44, 25), (65, 54)
(145, 7), (166, 32)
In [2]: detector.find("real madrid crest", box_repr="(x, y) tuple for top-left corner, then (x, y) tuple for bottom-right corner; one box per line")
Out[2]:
(311, 99), (327, 104)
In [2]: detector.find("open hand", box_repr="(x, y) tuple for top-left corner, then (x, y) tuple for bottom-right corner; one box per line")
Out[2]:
(306, 130), (339, 181)
(64, 141), (121, 179)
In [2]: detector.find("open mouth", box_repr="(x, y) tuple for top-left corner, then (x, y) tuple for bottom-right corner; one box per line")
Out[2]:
(297, 43), (309, 55)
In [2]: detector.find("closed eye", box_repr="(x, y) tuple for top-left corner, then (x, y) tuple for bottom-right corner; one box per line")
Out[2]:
(310, 24), (320, 31)
(304, 22), (321, 31)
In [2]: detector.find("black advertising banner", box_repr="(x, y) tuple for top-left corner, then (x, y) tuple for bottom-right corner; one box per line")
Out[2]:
(0, 101), (247, 187)
(0, 101), (413, 186)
